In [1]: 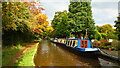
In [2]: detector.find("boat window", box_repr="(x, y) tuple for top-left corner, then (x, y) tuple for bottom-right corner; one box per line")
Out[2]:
(70, 40), (72, 46)
(60, 40), (62, 43)
(74, 40), (78, 47)
(64, 40), (65, 43)
(81, 40), (88, 48)
(65, 40), (67, 43)
(68, 41), (70, 46)
(72, 41), (75, 47)
(68, 40), (70, 46)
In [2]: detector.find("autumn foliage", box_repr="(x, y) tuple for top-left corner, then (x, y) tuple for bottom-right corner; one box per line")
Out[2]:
(2, 2), (53, 45)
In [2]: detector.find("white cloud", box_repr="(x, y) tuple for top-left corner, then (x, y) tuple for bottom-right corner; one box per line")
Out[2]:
(41, 2), (69, 21)
(91, 2), (118, 26)
(92, 0), (119, 2)
(41, 0), (69, 3)
(92, 8), (117, 19)
(40, 0), (119, 26)
(40, 0), (119, 2)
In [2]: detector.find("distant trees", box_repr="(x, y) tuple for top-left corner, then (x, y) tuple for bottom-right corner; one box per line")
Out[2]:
(99, 24), (114, 34)
(115, 13), (120, 40)
(94, 24), (118, 40)
(100, 24), (118, 39)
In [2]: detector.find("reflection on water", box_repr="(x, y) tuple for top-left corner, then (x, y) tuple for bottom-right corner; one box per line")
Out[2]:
(34, 40), (118, 66)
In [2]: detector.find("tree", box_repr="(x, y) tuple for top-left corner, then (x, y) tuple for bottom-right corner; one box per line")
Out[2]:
(2, 2), (51, 45)
(0, 2), (1, 46)
(68, 0), (95, 39)
(115, 13), (120, 40)
(2, 2), (32, 32)
(99, 24), (117, 39)
(52, 11), (72, 38)
(99, 24), (113, 33)
(94, 30), (102, 41)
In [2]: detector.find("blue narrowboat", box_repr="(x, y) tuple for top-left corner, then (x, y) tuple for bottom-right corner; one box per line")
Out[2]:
(54, 38), (99, 52)
(52, 38), (120, 60)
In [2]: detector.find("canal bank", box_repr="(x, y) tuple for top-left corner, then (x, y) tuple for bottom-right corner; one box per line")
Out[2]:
(100, 49), (119, 58)
(34, 40), (119, 66)
(4, 42), (39, 66)
(98, 49), (120, 62)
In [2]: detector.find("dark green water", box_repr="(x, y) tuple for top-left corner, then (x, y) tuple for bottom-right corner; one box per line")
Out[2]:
(34, 40), (119, 67)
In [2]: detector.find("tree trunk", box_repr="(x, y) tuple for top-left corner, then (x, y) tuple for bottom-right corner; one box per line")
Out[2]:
(77, 34), (81, 39)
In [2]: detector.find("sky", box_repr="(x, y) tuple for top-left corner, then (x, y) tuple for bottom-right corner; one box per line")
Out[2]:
(40, 0), (119, 26)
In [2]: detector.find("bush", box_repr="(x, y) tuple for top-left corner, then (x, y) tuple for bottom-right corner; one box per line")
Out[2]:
(103, 46), (108, 49)
(104, 42), (111, 46)
(94, 30), (102, 41)
(92, 40), (101, 46)
(101, 46), (105, 49)
(112, 46), (120, 50)
(3, 30), (34, 46)
(107, 46), (120, 50)
(112, 47), (118, 50)
(101, 33), (107, 39)
(111, 39), (120, 47)
(100, 40), (109, 46)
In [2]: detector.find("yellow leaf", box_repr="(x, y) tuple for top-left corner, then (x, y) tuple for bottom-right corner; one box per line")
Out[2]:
(41, 14), (48, 20)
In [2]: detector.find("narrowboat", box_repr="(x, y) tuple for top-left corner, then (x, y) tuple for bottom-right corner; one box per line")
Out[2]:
(53, 38), (100, 57)
(54, 38), (99, 52)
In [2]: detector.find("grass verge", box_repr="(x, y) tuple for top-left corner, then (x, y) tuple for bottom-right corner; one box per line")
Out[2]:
(2, 45), (25, 66)
(14, 43), (39, 66)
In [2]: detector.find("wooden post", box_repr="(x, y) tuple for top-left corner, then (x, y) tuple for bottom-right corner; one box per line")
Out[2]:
(85, 29), (88, 39)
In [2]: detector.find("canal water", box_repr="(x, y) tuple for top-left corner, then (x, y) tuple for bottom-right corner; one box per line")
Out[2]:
(34, 40), (119, 67)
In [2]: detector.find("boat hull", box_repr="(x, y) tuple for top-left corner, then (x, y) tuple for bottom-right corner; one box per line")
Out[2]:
(51, 41), (99, 58)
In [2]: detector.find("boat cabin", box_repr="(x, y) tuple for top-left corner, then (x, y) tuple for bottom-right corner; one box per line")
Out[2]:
(56, 38), (92, 48)
(55, 38), (99, 52)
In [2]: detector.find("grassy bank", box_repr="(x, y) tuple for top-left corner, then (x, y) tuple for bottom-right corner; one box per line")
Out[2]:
(2, 42), (39, 66)
(14, 43), (39, 66)
(2, 45), (25, 66)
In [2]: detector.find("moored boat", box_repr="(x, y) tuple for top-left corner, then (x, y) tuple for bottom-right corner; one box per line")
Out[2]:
(56, 38), (99, 52)
(53, 38), (100, 58)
